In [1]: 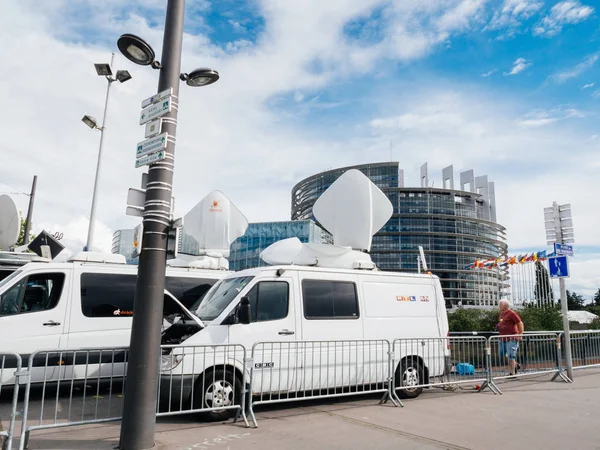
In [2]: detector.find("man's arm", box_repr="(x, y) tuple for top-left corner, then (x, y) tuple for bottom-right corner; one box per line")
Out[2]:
(517, 321), (524, 334)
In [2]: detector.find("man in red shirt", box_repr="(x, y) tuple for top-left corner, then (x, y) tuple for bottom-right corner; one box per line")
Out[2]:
(497, 299), (525, 377)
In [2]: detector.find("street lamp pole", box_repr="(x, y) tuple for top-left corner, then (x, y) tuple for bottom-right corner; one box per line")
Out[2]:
(119, 1), (184, 448)
(85, 53), (115, 252)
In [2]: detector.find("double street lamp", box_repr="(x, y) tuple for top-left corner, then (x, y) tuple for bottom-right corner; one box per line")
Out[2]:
(81, 54), (132, 251)
(116, 3), (219, 449)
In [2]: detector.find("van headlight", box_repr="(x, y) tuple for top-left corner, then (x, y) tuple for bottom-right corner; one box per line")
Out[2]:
(161, 354), (184, 372)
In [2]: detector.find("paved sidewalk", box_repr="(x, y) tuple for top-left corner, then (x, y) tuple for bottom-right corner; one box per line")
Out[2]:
(5, 369), (600, 450)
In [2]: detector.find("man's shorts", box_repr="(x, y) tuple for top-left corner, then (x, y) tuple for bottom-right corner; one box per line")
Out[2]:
(499, 340), (519, 361)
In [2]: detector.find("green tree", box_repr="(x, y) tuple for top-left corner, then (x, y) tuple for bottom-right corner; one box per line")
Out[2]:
(560, 290), (585, 311)
(533, 261), (554, 307)
(15, 212), (35, 247)
(594, 288), (600, 307)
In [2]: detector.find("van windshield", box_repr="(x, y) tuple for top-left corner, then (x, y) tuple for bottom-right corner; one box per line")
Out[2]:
(195, 276), (254, 321)
(0, 269), (22, 290)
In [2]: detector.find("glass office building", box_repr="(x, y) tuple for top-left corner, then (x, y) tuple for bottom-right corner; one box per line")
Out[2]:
(113, 220), (332, 271)
(229, 220), (332, 271)
(291, 162), (508, 308)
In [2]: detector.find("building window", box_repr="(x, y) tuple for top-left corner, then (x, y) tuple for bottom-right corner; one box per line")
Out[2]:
(246, 281), (289, 322)
(302, 280), (359, 320)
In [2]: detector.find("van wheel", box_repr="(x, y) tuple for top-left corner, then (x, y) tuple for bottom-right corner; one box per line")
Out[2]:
(194, 368), (242, 422)
(396, 359), (424, 399)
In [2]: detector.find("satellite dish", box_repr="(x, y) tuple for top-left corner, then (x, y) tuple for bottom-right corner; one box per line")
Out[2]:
(312, 169), (393, 251)
(182, 191), (248, 258)
(259, 170), (391, 270)
(0, 194), (21, 250)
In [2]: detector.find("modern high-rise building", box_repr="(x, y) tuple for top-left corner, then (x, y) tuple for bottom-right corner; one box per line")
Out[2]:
(291, 162), (508, 308)
(111, 229), (137, 264)
(112, 220), (332, 271)
(229, 220), (332, 271)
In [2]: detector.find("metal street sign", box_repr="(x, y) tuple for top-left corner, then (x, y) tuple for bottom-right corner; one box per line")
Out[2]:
(135, 150), (166, 168)
(145, 118), (162, 138)
(136, 133), (168, 158)
(548, 256), (569, 278)
(141, 173), (148, 190)
(127, 188), (146, 208)
(139, 98), (172, 125)
(126, 206), (144, 217)
(554, 243), (573, 256)
(141, 88), (172, 109)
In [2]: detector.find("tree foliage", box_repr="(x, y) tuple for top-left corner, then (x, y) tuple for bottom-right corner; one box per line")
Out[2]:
(448, 306), (563, 332)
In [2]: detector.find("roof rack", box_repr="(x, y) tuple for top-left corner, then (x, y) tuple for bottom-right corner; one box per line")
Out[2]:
(68, 252), (127, 264)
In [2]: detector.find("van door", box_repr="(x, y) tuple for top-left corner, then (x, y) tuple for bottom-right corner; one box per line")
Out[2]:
(298, 273), (363, 392)
(228, 277), (298, 395)
(0, 269), (71, 383)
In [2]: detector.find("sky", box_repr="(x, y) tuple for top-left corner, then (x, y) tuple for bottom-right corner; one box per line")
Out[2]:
(0, 0), (598, 298)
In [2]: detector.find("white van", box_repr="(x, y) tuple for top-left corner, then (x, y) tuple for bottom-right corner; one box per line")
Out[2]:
(0, 252), (228, 384)
(158, 264), (450, 418)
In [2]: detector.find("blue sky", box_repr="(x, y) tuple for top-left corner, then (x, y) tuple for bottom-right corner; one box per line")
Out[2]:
(0, 0), (598, 297)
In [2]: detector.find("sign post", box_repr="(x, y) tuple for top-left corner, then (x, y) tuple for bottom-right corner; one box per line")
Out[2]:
(544, 201), (574, 381)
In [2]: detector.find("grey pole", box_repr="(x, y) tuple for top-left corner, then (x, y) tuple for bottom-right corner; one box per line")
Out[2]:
(553, 201), (574, 380)
(23, 175), (37, 245)
(85, 53), (115, 252)
(119, 1), (184, 449)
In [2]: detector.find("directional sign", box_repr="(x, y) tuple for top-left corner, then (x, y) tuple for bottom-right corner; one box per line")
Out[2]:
(141, 88), (172, 109)
(554, 243), (574, 257)
(139, 98), (171, 125)
(136, 132), (168, 158)
(126, 206), (144, 217)
(548, 256), (569, 278)
(145, 118), (162, 138)
(135, 150), (166, 168)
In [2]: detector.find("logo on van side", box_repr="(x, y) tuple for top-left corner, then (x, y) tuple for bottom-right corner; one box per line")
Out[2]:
(410, 296), (417, 302)
(113, 309), (133, 316)
(396, 296), (410, 302)
(209, 200), (222, 212)
(255, 362), (275, 369)
(420, 296), (429, 302)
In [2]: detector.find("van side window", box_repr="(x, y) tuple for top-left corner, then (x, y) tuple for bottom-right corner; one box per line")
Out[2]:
(80, 273), (218, 318)
(0, 273), (65, 317)
(302, 280), (359, 320)
(246, 281), (289, 322)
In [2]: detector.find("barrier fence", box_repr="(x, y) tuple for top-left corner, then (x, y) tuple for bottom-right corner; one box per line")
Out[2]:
(0, 333), (599, 448)
(0, 353), (22, 450)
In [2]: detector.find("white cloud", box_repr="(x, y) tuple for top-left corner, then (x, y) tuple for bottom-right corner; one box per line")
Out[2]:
(549, 53), (599, 83)
(481, 69), (497, 77)
(487, 0), (543, 34)
(516, 106), (585, 127)
(593, 90), (600, 98)
(505, 57), (532, 75)
(533, 1), (595, 37)
(581, 83), (595, 89)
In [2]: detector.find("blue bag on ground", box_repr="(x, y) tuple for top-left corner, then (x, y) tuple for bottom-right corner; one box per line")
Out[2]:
(456, 363), (475, 375)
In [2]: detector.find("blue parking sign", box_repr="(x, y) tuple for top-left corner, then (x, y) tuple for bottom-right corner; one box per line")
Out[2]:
(548, 256), (569, 278)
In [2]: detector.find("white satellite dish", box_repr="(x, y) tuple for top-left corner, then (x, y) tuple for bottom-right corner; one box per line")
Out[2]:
(0, 194), (21, 250)
(260, 170), (392, 270)
(313, 169), (393, 251)
(179, 191), (248, 269)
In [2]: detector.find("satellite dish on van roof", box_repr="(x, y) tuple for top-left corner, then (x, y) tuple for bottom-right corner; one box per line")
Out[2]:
(0, 194), (21, 250)
(183, 190), (248, 258)
(260, 170), (392, 270)
(313, 169), (393, 251)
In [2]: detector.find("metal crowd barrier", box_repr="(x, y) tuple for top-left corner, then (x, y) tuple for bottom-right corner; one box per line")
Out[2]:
(1, 353), (22, 450)
(487, 333), (570, 390)
(566, 331), (600, 370)
(248, 340), (400, 427)
(392, 336), (494, 395)
(16, 344), (249, 449)
(157, 344), (249, 427)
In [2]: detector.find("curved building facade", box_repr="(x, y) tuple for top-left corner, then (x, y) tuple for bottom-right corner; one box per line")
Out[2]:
(291, 162), (508, 308)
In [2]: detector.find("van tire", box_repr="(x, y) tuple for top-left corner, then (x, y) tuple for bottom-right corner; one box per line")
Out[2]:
(194, 368), (242, 422)
(396, 358), (424, 399)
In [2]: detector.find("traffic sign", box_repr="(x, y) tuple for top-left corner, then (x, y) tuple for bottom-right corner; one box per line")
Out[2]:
(141, 88), (172, 109)
(145, 118), (162, 138)
(554, 243), (574, 256)
(135, 150), (166, 168)
(139, 98), (171, 125)
(136, 132), (168, 158)
(548, 256), (569, 278)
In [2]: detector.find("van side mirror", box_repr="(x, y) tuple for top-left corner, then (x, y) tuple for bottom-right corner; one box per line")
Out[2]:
(238, 296), (251, 325)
